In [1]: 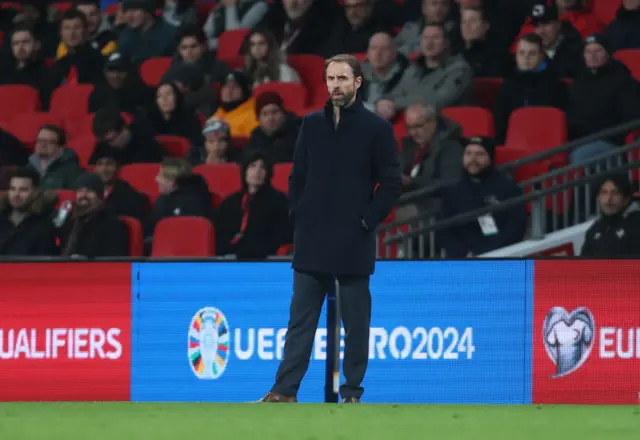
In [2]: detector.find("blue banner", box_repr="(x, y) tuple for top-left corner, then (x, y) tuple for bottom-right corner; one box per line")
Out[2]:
(131, 261), (533, 403)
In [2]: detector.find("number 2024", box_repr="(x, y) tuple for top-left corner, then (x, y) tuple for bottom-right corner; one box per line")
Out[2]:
(389, 327), (475, 360)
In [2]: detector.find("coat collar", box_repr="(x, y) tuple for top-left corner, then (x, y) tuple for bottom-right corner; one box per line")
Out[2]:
(323, 96), (365, 121)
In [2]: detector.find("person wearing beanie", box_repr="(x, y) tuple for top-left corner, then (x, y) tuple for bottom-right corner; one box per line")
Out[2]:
(214, 150), (292, 259)
(57, 172), (130, 258)
(189, 118), (240, 165)
(581, 174), (640, 257)
(440, 136), (526, 258)
(604, 0), (640, 51)
(209, 70), (259, 138)
(245, 91), (301, 163)
(117, 0), (176, 67)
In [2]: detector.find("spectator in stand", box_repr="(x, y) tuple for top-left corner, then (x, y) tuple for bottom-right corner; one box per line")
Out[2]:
(0, 127), (29, 167)
(581, 175), (640, 257)
(163, 0), (198, 28)
(605, 0), (640, 51)
(189, 118), (240, 165)
(89, 52), (155, 114)
(50, 9), (105, 88)
(145, 82), (203, 147)
(566, 34), (640, 164)
(246, 92), (301, 163)
(3, 1), (59, 58)
(27, 125), (84, 190)
(209, 71), (259, 138)
(170, 62), (219, 118)
(214, 151), (291, 259)
(241, 28), (301, 87)
(321, 0), (393, 57)
(90, 106), (165, 164)
(361, 32), (411, 112)
(395, 0), (460, 56)
(441, 136), (526, 258)
(493, 33), (566, 143)
(458, 6), (513, 77)
(397, 103), (464, 221)
(376, 23), (472, 120)
(59, 0), (117, 58)
(58, 173), (130, 258)
(92, 143), (149, 223)
(202, 0), (268, 51)
(0, 167), (58, 256)
(117, 0), (176, 67)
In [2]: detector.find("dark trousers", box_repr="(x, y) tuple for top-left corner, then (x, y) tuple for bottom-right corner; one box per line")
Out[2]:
(271, 270), (372, 399)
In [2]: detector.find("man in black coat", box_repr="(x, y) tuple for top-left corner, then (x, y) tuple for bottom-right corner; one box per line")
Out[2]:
(260, 54), (401, 403)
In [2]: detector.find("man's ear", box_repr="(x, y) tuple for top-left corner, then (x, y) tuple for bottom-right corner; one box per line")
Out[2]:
(355, 75), (363, 90)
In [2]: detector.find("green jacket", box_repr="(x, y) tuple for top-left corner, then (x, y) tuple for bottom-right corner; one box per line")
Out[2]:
(27, 148), (84, 190)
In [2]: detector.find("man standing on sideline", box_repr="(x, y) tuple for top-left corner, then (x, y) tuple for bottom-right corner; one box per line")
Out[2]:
(259, 54), (401, 403)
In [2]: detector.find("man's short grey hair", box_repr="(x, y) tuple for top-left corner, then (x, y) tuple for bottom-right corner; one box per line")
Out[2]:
(407, 102), (437, 120)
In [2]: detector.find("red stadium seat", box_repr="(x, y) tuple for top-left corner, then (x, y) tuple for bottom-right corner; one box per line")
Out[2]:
(287, 55), (326, 106)
(351, 53), (367, 63)
(50, 85), (94, 120)
(276, 243), (294, 256)
(217, 29), (250, 60)
(0, 85), (40, 119)
(67, 135), (96, 167)
(593, 0), (622, 25)
(51, 2), (72, 12)
(194, 163), (242, 199)
(119, 163), (162, 204)
(8, 113), (64, 149)
(253, 82), (308, 115)
(441, 106), (495, 137)
(152, 216), (215, 256)
(504, 107), (568, 161)
(140, 57), (172, 87)
(272, 162), (292, 194)
(120, 216), (143, 257)
(156, 135), (191, 158)
(613, 49), (640, 81)
(472, 78), (503, 110)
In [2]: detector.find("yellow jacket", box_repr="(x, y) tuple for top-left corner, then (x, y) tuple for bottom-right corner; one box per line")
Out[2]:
(211, 98), (259, 139)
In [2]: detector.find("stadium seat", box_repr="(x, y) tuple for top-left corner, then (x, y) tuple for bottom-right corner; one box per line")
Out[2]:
(8, 112), (64, 149)
(50, 85), (93, 120)
(119, 163), (162, 204)
(194, 163), (242, 199)
(253, 82), (308, 115)
(120, 216), (143, 257)
(441, 107), (495, 137)
(504, 107), (568, 160)
(156, 135), (191, 158)
(217, 29), (250, 60)
(593, 0), (622, 25)
(613, 49), (640, 81)
(0, 85), (40, 119)
(272, 162), (292, 194)
(276, 243), (294, 256)
(67, 135), (96, 167)
(55, 190), (75, 209)
(140, 57), (172, 87)
(51, 2), (72, 12)
(351, 53), (367, 63)
(151, 216), (215, 257)
(471, 78), (503, 110)
(220, 55), (244, 70)
(287, 54), (326, 106)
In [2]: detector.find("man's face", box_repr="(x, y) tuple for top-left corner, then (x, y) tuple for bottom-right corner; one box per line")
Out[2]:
(75, 187), (99, 208)
(220, 81), (243, 103)
(204, 133), (229, 157)
(61, 18), (86, 48)
(463, 144), (490, 175)
(344, 0), (373, 28)
(516, 40), (543, 71)
(11, 31), (36, 61)
(367, 33), (395, 71)
(622, 0), (640, 10)
(461, 9), (489, 42)
(420, 26), (447, 58)
(246, 160), (267, 188)
(598, 181), (628, 215)
(259, 104), (286, 135)
(95, 157), (118, 185)
(422, 0), (451, 23)
(155, 170), (175, 194)
(105, 70), (128, 89)
(8, 177), (34, 211)
(584, 44), (608, 69)
(126, 9), (146, 28)
(405, 108), (437, 146)
(535, 21), (561, 49)
(179, 36), (203, 63)
(35, 128), (62, 159)
(77, 4), (100, 35)
(325, 61), (362, 107)
(249, 33), (269, 61)
(283, 0), (313, 20)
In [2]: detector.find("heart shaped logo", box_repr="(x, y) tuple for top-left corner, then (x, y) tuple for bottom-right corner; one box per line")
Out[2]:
(543, 307), (595, 378)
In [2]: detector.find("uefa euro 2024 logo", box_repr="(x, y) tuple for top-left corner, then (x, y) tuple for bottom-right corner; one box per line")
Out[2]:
(543, 306), (595, 378)
(188, 307), (230, 380)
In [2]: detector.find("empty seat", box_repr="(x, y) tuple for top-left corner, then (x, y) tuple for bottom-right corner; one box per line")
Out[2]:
(614, 49), (640, 81)
(471, 78), (503, 110)
(67, 135), (96, 167)
(441, 107), (495, 137)
(50, 85), (94, 120)
(217, 29), (250, 60)
(504, 107), (568, 160)
(194, 163), (242, 199)
(8, 112), (64, 148)
(287, 54), (325, 106)
(120, 216), (143, 256)
(0, 85), (40, 120)
(156, 135), (191, 158)
(152, 216), (215, 256)
(253, 82), (308, 115)
(272, 162), (292, 194)
(119, 163), (162, 204)
(140, 57), (172, 87)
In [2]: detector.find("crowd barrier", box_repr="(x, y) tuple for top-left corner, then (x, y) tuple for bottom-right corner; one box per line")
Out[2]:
(0, 260), (638, 404)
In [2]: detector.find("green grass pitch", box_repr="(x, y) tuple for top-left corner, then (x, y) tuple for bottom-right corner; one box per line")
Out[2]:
(0, 403), (638, 439)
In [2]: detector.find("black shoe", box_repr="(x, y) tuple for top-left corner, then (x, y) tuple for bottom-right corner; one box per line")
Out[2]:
(342, 396), (360, 403)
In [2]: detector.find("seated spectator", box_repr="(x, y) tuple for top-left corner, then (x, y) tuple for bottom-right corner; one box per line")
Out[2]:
(27, 125), (84, 190)
(3, 1), (59, 58)
(57, 1), (117, 59)
(0, 128), (29, 168)
(90, 107), (165, 164)
(493, 33), (566, 143)
(361, 32), (410, 112)
(0, 167), (58, 256)
(246, 92), (301, 163)
(189, 118), (241, 165)
(321, 0), (393, 57)
(89, 52), (155, 114)
(146, 158), (213, 241)
(376, 23), (472, 120)
(214, 151), (291, 259)
(209, 71), (259, 138)
(117, 0), (176, 67)
(170, 62), (220, 118)
(458, 6), (513, 78)
(241, 28), (301, 87)
(50, 9), (105, 88)
(441, 137), (526, 257)
(396, 103), (464, 222)
(57, 173), (130, 258)
(203, 0), (269, 51)
(566, 34), (640, 164)
(163, 0), (198, 28)
(395, 0), (460, 56)
(92, 143), (149, 223)
(604, 0), (640, 51)
(581, 174), (640, 257)
(145, 82), (203, 147)
(0, 26), (51, 107)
